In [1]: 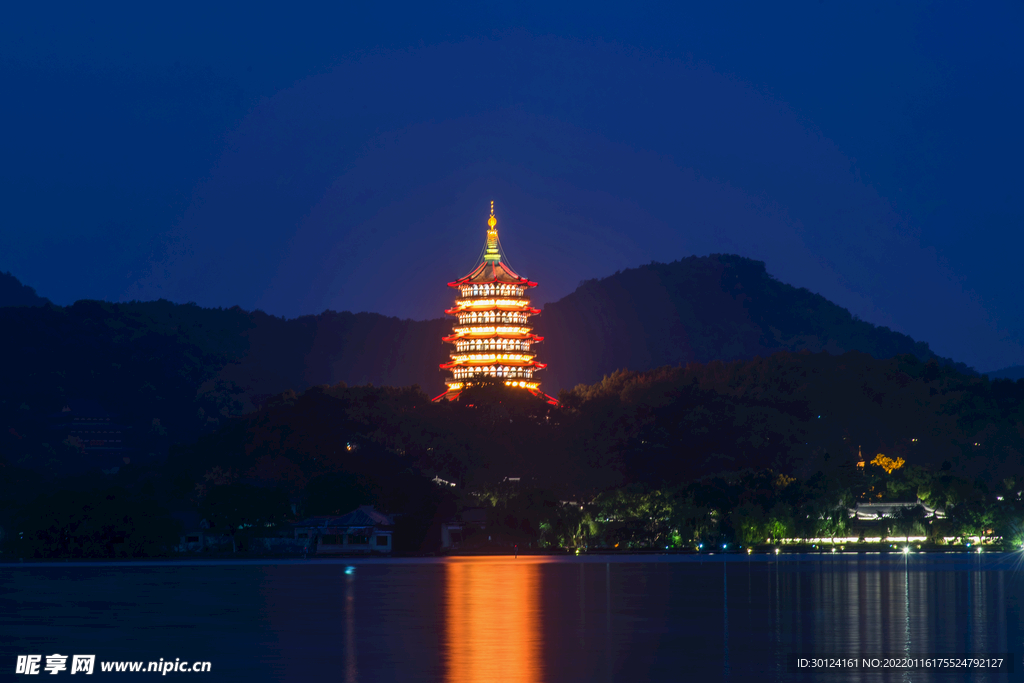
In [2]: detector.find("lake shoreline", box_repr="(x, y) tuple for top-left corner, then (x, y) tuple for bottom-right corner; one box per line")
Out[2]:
(2, 551), (1020, 569)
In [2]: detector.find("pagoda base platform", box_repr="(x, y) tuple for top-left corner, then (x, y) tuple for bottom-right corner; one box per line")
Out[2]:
(432, 384), (558, 406)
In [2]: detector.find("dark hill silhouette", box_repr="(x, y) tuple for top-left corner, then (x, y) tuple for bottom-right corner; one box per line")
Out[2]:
(0, 255), (972, 434)
(987, 366), (1024, 381)
(208, 309), (450, 409)
(0, 296), (450, 426)
(534, 254), (973, 391)
(0, 271), (50, 307)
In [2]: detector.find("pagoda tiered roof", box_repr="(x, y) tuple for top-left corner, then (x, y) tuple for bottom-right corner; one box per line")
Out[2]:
(448, 260), (537, 288)
(439, 356), (546, 370)
(445, 302), (541, 315)
(442, 330), (544, 342)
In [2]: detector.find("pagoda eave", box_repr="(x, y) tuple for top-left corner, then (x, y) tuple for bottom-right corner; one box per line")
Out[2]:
(447, 275), (538, 288)
(447, 266), (538, 288)
(439, 359), (543, 370)
(451, 324), (534, 332)
(441, 332), (543, 342)
(445, 305), (539, 315)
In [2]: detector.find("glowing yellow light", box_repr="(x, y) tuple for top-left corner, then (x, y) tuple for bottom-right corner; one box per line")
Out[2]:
(483, 202), (501, 261)
(502, 380), (539, 389)
(450, 353), (534, 364)
(453, 326), (533, 337)
(870, 453), (905, 474)
(456, 299), (531, 310)
(445, 558), (543, 683)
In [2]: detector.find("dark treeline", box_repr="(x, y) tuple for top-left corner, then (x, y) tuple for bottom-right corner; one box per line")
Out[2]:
(0, 254), (974, 420)
(3, 350), (1023, 558)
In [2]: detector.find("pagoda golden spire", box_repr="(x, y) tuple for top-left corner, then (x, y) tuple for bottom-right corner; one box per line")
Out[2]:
(484, 200), (500, 261)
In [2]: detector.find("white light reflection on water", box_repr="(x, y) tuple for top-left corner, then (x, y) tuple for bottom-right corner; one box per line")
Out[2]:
(345, 568), (357, 683)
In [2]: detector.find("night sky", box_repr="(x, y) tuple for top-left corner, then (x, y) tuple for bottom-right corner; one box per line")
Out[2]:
(2, 2), (1021, 371)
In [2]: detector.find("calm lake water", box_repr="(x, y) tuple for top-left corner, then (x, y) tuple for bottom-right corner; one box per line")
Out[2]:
(1, 554), (1021, 682)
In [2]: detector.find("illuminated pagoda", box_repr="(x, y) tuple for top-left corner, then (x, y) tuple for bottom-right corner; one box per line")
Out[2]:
(434, 202), (556, 404)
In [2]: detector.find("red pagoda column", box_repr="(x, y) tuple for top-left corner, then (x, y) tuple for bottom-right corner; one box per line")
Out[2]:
(434, 202), (556, 404)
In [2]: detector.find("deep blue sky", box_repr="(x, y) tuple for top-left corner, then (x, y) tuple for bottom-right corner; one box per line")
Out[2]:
(1, 1), (1021, 371)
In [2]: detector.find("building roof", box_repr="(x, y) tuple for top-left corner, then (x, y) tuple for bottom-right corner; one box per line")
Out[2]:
(448, 260), (537, 288)
(294, 505), (394, 529)
(448, 206), (537, 287)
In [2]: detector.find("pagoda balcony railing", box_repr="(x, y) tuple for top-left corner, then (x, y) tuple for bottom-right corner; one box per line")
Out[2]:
(446, 368), (540, 381)
(447, 303), (540, 316)
(449, 323), (535, 334)
(457, 286), (529, 298)
(455, 341), (533, 352)
(446, 356), (540, 366)
(453, 296), (531, 306)
(455, 313), (534, 325)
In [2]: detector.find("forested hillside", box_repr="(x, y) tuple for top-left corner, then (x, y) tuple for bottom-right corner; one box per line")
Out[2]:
(0, 255), (973, 435)
(5, 351), (1023, 558)
(536, 255), (972, 391)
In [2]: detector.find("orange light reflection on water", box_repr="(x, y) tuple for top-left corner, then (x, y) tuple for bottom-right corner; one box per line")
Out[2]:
(445, 557), (549, 683)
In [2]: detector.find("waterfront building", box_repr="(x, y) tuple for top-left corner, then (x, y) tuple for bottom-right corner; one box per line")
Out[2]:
(435, 202), (556, 404)
(293, 506), (394, 555)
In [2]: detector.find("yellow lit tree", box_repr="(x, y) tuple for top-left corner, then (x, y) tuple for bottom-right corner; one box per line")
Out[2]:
(870, 453), (905, 474)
